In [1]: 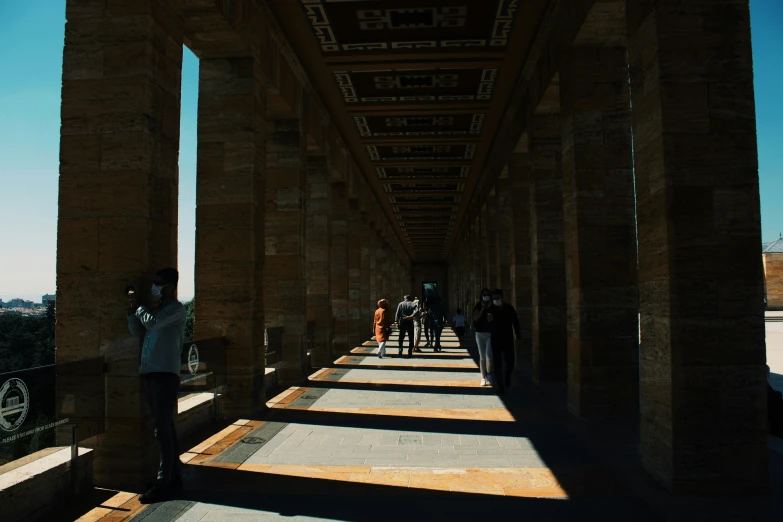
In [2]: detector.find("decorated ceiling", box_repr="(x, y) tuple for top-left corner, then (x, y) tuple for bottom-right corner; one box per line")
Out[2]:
(269, 0), (543, 260)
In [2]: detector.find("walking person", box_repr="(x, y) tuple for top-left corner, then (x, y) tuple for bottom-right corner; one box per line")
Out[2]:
(422, 300), (433, 347)
(412, 299), (426, 353)
(374, 299), (393, 358)
(395, 294), (416, 357)
(127, 268), (187, 504)
(429, 296), (446, 352)
(452, 308), (467, 339)
(472, 288), (494, 386)
(486, 289), (520, 393)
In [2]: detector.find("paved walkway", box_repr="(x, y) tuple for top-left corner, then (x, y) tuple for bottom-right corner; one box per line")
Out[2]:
(70, 328), (783, 522)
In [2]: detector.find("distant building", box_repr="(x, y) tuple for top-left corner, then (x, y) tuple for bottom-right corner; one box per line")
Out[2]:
(42, 294), (56, 305)
(763, 237), (783, 310)
(5, 298), (35, 309)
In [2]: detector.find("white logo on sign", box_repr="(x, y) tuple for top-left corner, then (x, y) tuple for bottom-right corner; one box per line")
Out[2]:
(0, 378), (30, 432)
(188, 344), (199, 376)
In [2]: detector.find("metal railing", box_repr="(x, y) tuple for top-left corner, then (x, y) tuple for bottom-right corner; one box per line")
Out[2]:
(0, 357), (105, 471)
(179, 337), (227, 421)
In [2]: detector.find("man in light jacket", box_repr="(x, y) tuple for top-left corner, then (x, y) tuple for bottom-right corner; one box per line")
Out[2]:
(128, 267), (186, 504)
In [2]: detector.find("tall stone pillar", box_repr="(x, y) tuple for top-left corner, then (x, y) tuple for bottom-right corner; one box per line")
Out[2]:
(306, 156), (333, 368)
(508, 154), (534, 369)
(375, 232), (387, 303)
(628, 1), (767, 492)
(196, 58), (267, 418)
(529, 112), (567, 383)
(368, 220), (377, 312)
(264, 119), (307, 386)
(330, 182), (349, 357)
(560, 45), (639, 419)
(347, 199), (363, 348)
(57, 0), (183, 487)
(360, 212), (373, 339)
(495, 178), (513, 293)
(480, 206), (490, 289)
(471, 218), (482, 299)
(485, 194), (499, 289)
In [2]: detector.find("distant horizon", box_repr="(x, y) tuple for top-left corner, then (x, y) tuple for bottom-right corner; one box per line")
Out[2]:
(0, 293), (195, 303)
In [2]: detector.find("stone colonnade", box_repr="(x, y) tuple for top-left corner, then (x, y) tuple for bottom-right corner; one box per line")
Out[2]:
(448, 0), (766, 494)
(55, 0), (410, 488)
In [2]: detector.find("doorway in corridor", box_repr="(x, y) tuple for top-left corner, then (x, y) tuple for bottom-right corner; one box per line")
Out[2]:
(422, 281), (438, 301)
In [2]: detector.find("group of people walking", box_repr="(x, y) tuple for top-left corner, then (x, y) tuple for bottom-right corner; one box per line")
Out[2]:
(372, 294), (446, 358)
(372, 288), (521, 393)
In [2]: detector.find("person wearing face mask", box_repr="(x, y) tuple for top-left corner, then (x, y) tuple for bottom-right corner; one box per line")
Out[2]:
(127, 268), (187, 504)
(486, 289), (520, 394)
(472, 288), (494, 386)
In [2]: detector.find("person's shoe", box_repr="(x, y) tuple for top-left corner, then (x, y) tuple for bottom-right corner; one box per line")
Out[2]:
(139, 485), (170, 504)
(480, 378), (487, 386)
(398, 350), (403, 356)
(378, 355), (384, 359)
(413, 347), (422, 353)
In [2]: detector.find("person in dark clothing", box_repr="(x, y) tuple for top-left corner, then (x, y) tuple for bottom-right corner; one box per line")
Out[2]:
(428, 297), (446, 352)
(395, 295), (416, 357)
(472, 288), (494, 386)
(487, 288), (520, 393)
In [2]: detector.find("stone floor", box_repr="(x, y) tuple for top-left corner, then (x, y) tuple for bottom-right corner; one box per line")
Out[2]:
(67, 328), (783, 522)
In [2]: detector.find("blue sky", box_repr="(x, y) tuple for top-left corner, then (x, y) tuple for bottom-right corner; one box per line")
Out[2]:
(0, 1), (781, 302)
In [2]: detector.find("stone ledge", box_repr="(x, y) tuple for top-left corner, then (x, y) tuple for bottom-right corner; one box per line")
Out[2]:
(0, 446), (93, 522)
(177, 392), (220, 441)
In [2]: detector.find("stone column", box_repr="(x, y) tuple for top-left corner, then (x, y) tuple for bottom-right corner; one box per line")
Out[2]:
(628, 1), (766, 492)
(508, 154), (534, 369)
(264, 119), (307, 386)
(495, 178), (513, 293)
(471, 218), (482, 300)
(360, 212), (373, 340)
(368, 221), (377, 312)
(330, 182), (349, 357)
(306, 156), (332, 368)
(480, 206), (490, 289)
(57, 0), (183, 487)
(529, 112), (567, 383)
(485, 194), (499, 289)
(347, 199), (363, 348)
(196, 57), (267, 417)
(560, 45), (639, 419)
(375, 232), (387, 303)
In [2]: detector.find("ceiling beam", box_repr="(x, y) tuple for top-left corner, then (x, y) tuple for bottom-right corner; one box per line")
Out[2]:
(325, 60), (504, 72)
(323, 52), (507, 65)
(388, 192), (462, 198)
(382, 178), (467, 185)
(347, 103), (489, 114)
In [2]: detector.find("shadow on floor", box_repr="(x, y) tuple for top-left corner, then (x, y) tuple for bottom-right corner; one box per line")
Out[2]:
(141, 464), (660, 522)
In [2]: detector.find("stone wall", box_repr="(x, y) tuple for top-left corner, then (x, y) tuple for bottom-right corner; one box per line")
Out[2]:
(765, 254), (783, 310)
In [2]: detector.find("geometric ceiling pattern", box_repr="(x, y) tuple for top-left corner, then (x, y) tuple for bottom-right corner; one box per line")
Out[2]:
(270, 0), (528, 259)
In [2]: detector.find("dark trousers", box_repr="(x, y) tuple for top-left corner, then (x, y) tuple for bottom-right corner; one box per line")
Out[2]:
(454, 326), (465, 338)
(492, 338), (515, 390)
(423, 322), (431, 344)
(143, 372), (182, 486)
(398, 320), (415, 353)
(433, 324), (443, 347)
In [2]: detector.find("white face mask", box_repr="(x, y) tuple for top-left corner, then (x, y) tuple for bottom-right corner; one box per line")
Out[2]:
(493, 299), (502, 306)
(151, 284), (164, 298)
(482, 295), (491, 302)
